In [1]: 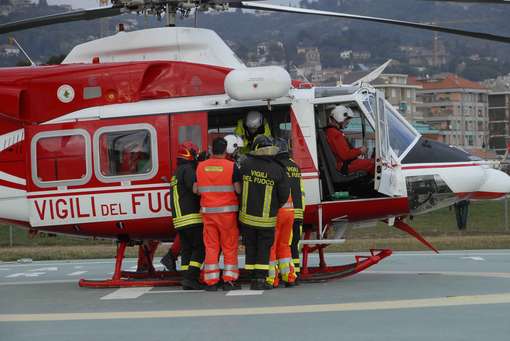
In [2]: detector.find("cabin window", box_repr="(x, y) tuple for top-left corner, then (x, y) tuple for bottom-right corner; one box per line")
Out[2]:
(94, 124), (158, 183)
(179, 125), (202, 147)
(31, 129), (91, 188)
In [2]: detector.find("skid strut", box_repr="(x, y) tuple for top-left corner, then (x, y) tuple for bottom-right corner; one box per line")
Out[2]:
(79, 241), (181, 288)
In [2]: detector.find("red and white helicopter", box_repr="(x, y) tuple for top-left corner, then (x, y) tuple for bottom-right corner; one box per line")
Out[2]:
(1, 0), (510, 287)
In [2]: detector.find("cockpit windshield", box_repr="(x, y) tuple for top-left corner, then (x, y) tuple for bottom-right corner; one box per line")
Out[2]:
(384, 103), (417, 157)
(362, 93), (418, 158)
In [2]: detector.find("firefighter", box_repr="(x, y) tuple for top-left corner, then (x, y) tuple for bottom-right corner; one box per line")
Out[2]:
(170, 142), (205, 290)
(234, 111), (272, 154)
(239, 135), (290, 290)
(194, 137), (242, 291)
(326, 105), (375, 176)
(266, 138), (298, 288)
(160, 234), (180, 272)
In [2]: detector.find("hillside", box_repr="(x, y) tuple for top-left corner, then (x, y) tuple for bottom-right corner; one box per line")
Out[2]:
(1, 0), (509, 80)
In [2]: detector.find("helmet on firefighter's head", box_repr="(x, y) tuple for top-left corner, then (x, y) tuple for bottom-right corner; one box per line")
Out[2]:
(224, 134), (244, 155)
(275, 137), (290, 155)
(177, 141), (199, 161)
(245, 111), (264, 134)
(252, 134), (274, 151)
(329, 105), (354, 124)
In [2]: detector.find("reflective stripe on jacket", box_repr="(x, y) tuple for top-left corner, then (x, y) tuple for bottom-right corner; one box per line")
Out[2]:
(170, 162), (202, 229)
(196, 158), (239, 212)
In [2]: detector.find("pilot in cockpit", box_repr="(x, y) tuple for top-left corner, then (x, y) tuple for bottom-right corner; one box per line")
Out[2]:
(325, 105), (375, 176)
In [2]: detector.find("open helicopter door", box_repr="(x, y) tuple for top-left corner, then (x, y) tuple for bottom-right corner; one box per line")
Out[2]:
(169, 112), (208, 173)
(373, 91), (406, 197)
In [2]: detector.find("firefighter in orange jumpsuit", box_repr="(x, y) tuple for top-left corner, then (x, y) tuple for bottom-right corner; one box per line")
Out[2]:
(267, 138), (297, 288)
(325, 105), (375, 176)
(194, 137), (242, 291)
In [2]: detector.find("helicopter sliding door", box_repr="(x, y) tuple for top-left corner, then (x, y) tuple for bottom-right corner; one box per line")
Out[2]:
(169, 112), (208, 173)
(374, 91), (406, 197)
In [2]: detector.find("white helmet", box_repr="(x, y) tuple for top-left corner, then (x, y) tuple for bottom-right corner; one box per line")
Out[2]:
(224, 134), (244, 155)
(329, 105), (354, 124)
(245, 111), (264, 133)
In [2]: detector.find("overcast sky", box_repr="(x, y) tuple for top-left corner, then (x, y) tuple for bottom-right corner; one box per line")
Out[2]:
(44, 0), (298, 9)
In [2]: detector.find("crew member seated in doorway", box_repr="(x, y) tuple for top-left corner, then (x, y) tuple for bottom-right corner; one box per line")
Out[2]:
(325, 105), (375, 176)
(234, 111), (272, 154)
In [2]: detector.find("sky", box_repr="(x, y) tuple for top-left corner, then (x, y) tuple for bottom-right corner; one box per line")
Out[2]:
(43, 0), (300, 9)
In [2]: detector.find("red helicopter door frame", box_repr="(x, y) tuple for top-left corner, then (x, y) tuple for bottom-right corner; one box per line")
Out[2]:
(169, 112), (208, 174)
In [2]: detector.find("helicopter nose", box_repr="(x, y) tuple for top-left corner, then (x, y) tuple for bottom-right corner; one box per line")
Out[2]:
(472, 168), (510, 200)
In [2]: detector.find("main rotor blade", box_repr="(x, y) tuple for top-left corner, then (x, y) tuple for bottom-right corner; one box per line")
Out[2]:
(0, 6), (123, 35)
(421, 0), (510, 3)
(237, 2), (510, 44)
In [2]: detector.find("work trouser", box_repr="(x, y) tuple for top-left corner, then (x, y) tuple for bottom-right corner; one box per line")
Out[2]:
(170, 233), (181, 258)
(136, 240), (159, 271)
(348, 159), (375, 176)
(291, 219), (303, 275)
(202, 212), (239, 285)
(177, 224), (205, 281)
(268, 208), (296, 286)
(243, 224), (275, 280)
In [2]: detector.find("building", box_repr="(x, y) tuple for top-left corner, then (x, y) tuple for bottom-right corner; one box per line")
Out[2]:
(296, 47), (322, 81)
(482, 75), (510, 156)
(411, 74), (489, 149)
(373, 74), (423, 123)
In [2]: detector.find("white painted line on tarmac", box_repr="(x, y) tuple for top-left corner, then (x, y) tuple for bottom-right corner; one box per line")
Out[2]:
(30, 267), (58, 272)
(366, 270), (510, 279)
(3, 292), (510, 322)
(226, 290), (263, 296)
(148, 290), (205, 294)
(100, 287), (153, 300)
(0, 260), (138, 268)
(0, 279), (76, 286)
(6, 272), (46, 278)
(67, 271), (87, 276)
(461, 256), (485, 261)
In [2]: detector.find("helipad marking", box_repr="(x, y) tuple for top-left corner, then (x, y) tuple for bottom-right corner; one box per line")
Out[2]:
(100, 287), (152, 300)
(0, 279), (75, 286)
(2, 292), (510, 322)
(148, 290), (205, 294)
(461, 256), (485, 261)
(226, 290), (263, 296)
(366, 270), (510, 279)
(67, 271), (87, 276)
(6, 272), (45, 278)
(30, 267), (58, 272)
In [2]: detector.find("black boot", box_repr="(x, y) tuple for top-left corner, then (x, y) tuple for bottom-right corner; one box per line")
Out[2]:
(160, 252), (177, 272)
(250, 279), (273, 290)
(182, 278), (204, 290)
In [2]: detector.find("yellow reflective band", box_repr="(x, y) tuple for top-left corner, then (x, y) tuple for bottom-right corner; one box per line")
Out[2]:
(189, 261), (202, 269)
(180, 265), (189, 271)
(173, 213), (203, 229)
(172, 183), (182, 217)
(294, 267), (301, 273)
(292, 259), (300, 264)
(239, 212), (276, 228)
(204, 166), (224, 172)
(262, 185), (273, 218)
(244, 264), (255, 270)
(242, 179), (249, 214)
(254, 264), (270, 270)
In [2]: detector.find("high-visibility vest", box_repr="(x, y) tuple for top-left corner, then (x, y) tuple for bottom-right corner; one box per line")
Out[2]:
(196, 158), (239, 213)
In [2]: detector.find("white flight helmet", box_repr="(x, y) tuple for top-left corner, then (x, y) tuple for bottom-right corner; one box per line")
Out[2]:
(224, 134), (244, 155)
(330, 105), (354, 124)
(245, 111), (264, 134)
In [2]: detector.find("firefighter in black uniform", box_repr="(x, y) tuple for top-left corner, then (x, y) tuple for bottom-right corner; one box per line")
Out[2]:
(240, 135), (290, 290)
(274, 138), (305, 282)
(170, 142), (205, 290)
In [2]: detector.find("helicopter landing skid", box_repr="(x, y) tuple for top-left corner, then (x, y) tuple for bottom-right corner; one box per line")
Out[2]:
(78, 240), (392, 288)
(79, 240), (181, 288)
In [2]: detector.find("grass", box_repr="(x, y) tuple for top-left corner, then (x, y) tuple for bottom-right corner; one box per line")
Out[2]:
(1, 200), (509, 261)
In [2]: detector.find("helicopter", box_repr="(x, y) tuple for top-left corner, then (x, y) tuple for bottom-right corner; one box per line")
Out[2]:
(1, 0), (510, 288)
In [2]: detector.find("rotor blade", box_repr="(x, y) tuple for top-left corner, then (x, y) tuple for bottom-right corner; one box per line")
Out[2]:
(0, 6), (123, 35)
(237, 2), (510, 43)
(421, 0), (510, 3)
